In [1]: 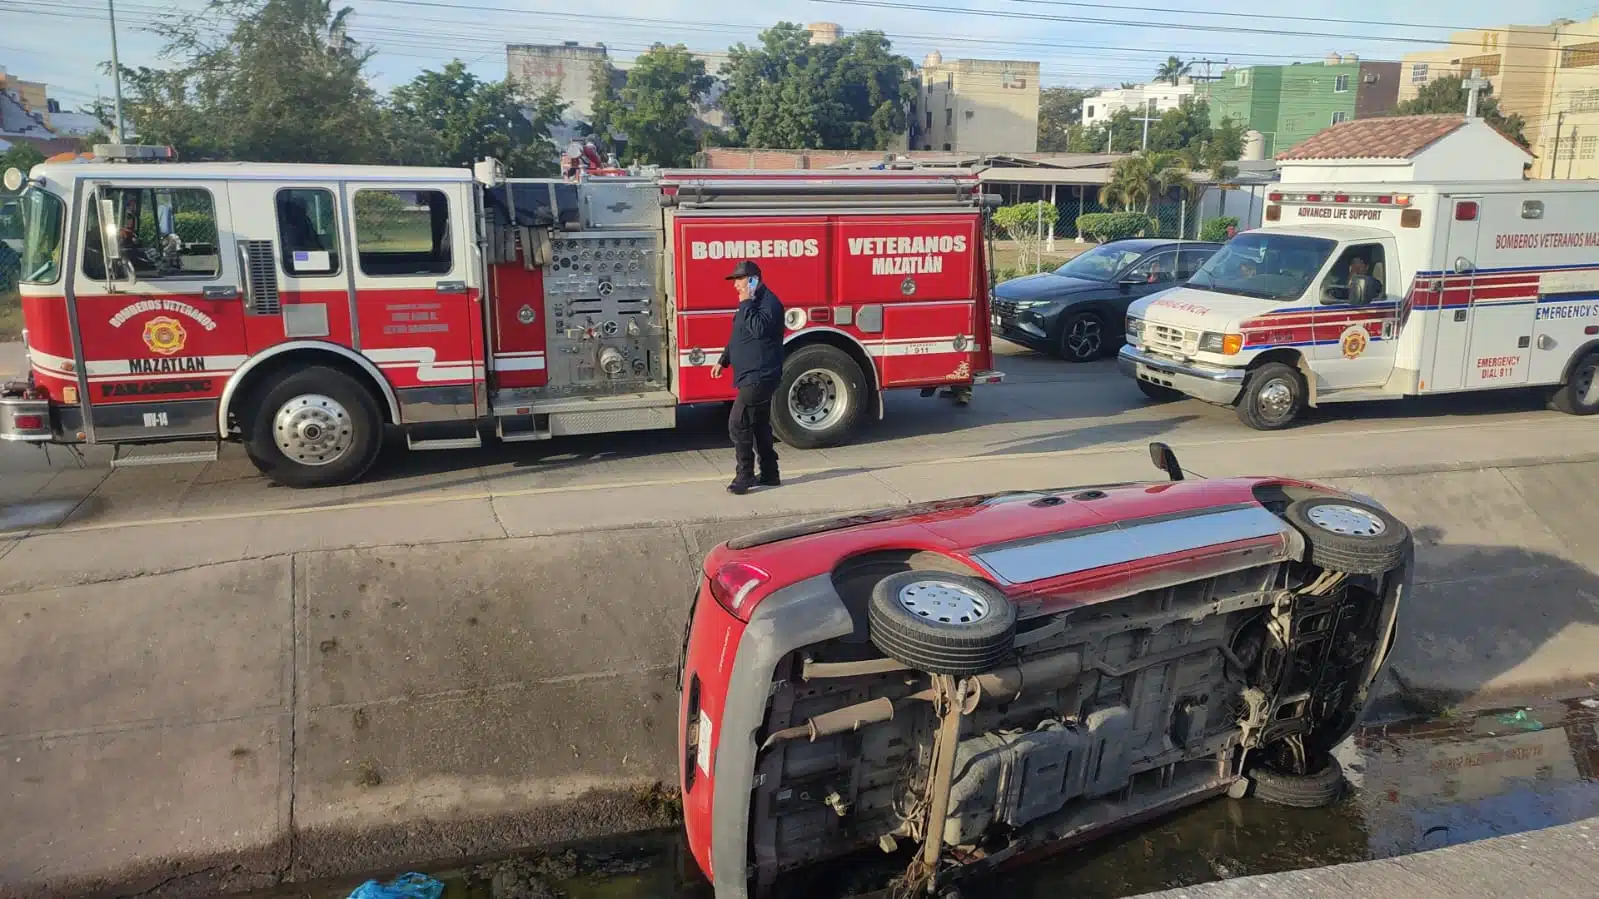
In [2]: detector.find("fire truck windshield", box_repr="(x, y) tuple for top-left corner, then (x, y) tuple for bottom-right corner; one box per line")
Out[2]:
(1187, 232), (1336, 301)
(18, 186), (65, 285)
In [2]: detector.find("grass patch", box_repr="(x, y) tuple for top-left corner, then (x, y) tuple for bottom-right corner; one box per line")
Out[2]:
(989, 240), (1086, 283)
(0, 290), (20, 342)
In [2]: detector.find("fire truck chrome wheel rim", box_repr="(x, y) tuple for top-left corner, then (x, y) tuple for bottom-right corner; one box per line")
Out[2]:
(1065, 318), (1101, 358)
(273, 394), (354, 466)
(789, 369), (847, 431)
(1257, 379), (1295, 419)
(897, 580), (990, 625)
(1306, 503), (1386, 537)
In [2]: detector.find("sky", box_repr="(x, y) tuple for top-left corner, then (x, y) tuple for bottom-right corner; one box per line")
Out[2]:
(2, 0), (1597, 114)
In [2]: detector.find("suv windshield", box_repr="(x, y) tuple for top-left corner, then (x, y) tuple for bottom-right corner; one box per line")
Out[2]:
(18, 187), (65, 284)
(1053, 244), (1145, 282)
(1187, 232), (1336, 300)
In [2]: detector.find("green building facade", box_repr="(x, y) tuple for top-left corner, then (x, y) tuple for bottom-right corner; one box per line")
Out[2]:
(1207, 59), (1402, 157)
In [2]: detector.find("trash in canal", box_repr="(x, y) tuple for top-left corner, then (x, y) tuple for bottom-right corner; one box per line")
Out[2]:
(346, 872), (444, 899)
(1495, 709), (1545, 731)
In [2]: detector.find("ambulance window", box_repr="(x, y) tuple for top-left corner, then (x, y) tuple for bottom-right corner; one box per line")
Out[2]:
(1325, 244), (1387, 299)
(353, 189), (452, 277)
(82, 186), (220, 282)
(275, 188), (341, 277)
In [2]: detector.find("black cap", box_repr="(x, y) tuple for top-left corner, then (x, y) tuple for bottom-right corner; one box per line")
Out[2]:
(726, 260), (762, 280)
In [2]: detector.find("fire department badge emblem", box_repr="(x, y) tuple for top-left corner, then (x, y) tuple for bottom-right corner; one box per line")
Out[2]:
(1339, 325), (1368, 360)
(142, 316), (188, 356)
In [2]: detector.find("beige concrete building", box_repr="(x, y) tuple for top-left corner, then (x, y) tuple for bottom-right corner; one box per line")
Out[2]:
(909, 51), (1041, 154)
(1399, 17), (1599, 177)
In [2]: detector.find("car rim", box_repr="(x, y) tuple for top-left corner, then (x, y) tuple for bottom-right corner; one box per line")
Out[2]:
(1065, 318), (1102, 359)
(788, 368), (848, 431)
(273, 393), (355, 466)
(1306, 503), (1387, 537)
(897, 580), (991, 625)
(1256, 378), (1295, 421)
(1575, 360), (1598, 406)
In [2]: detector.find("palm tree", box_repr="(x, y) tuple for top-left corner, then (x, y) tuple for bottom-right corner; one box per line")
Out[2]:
(1119, 81), (1140, 90)
(1155, 56), (1192, 87)
(1101, 151), (1193, 215)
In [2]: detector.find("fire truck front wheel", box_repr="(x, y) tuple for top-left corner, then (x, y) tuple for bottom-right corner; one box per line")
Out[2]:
(773, 344), (868, 449)
(1235, 362), (1305, 431)
(243, 366), (385, 488)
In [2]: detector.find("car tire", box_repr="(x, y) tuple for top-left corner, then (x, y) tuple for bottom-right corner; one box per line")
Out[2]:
(1548, 351), (1599, 416)
(1283, 495), (1412, 575)
(1056, 311), (1108, 363)
(1235, 362), (1305, 430)
(1136, 378), (1184, 402)
(244, 365), (384, 488)
(868, 570), (1016, 676)
(772, 344), (867, 450)
(1245, 755), (1345, 809)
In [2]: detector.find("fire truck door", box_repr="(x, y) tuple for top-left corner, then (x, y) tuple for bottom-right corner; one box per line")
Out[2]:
(72, 179), (246, 441)
(1423, 198), (1481, 392)
(225, 182), (356, 352)
(342, 181), (483, 421)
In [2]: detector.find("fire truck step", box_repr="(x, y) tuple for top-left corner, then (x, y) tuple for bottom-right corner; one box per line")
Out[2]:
(496, 417), (552, 443)
(405, 434), (484, 452)
(110, 443), (221, 469)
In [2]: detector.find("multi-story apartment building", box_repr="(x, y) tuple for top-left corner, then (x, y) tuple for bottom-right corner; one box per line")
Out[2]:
(1206, 55), (1402, 157)
(909, 51), (1041, 154)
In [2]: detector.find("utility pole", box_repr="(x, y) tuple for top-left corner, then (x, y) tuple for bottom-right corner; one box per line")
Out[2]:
(1552, 111), (1566, 179)
(1570, 127), (1579, 179)
(108, 0), (126, 141)
(1462, 67), (1489, 120)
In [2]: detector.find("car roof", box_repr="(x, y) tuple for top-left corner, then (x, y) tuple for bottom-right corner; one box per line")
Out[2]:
(1104, 238), (1222, 252)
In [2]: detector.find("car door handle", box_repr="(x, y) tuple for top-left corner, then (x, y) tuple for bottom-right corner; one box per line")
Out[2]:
(203, 285), (240, 300)
(436, 280), (467, 294)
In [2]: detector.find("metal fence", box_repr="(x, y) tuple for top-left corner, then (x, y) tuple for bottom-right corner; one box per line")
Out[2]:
(1, 189), (20, 295)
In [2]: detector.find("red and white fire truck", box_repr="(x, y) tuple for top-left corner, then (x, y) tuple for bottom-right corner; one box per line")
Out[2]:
(0, 147), (1002, 487)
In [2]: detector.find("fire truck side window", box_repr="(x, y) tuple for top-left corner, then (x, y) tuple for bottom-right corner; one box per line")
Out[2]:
(275, 188), (341, 276)
(353, 189), (452, 277)
(82, 187), (220, 282)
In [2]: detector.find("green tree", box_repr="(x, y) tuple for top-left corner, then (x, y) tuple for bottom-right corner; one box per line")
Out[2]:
(1393, 75), (1527, 146)
(1, 143), (47, 175)
(1038, 86), (1090, 152)
(116, 0), (388, 163)
(720, 22), (911, 150)
(388, 60), (566, 175)
(1155, 56), (1192, 87)
(593, 44), (713, 167)
(1100, 151), (1193, 214)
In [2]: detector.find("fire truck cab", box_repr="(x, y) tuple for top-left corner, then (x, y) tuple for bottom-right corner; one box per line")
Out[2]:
(0, 147), (1002, 486)
(1121, 163), (1599, 429)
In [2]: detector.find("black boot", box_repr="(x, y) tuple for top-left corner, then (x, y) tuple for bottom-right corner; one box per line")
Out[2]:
(758, 467), (781, 487)
(727, 476), (756, 495)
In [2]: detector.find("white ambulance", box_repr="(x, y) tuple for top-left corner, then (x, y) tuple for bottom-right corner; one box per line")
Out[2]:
(1119, 121), (1599, 429)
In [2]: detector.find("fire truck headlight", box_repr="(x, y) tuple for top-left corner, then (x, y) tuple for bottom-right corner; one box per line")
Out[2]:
(1199, 332), (1243, 355)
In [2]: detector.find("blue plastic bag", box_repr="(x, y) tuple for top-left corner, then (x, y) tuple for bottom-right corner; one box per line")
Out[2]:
(346, 872), (445, 899)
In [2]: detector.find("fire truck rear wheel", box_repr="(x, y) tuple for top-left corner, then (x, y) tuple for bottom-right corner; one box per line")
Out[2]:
(1235, 362), (1305, 430)
(243, 366), (384, 488)
(1549, 351), (1599, 416)
(773, 344), (867, 449)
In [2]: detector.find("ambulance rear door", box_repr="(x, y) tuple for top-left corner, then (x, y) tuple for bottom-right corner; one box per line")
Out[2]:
(1422, 196), (1481, 392)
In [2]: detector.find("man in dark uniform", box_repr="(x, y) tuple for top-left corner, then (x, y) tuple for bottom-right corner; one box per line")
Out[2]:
(711, 260), (785, 495)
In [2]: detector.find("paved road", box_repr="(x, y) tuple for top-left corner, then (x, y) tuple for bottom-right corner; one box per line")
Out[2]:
(0, 340), (1581, 535)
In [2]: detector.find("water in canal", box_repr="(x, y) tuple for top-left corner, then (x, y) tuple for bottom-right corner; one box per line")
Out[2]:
(257, 695), (1599, 899)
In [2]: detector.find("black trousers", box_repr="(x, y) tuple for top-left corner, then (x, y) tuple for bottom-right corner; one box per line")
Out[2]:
(729, 381), (779, 479)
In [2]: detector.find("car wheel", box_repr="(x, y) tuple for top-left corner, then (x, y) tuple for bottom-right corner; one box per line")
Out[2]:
(1136, 378), (1183, 402)
(867, 571), (1016, 676)
(1549, 350), (1599, 416)
(244, 365), (384, 488)
(1056, 311), (1107, 363)
(1235, 362), (1305, 430)
(772, 344), (868, 450)
(1243, 755), (1346, 809)
(1283, 495), (1412, 575)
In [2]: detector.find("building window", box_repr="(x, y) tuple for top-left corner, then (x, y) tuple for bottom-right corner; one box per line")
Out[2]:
(942, 143), (951, 151)
(1563, 41), (1599, 69)
(1334, 74), (1350, 92)
(926, 110), (933, 129)
(946, 108), (953, 127)
(1331, 111), (1348, 125)
(1581, 136), (1598, 161)
(1086, 104), (1095, 118)
(1235, 70), (1249, 86)
(1411, 63), (1430, 84)
(1570, 88), (1599, 113)
(353, 189), (453, 277)
(1459, 53), (1501, 77)
(946, 73), (953, 88)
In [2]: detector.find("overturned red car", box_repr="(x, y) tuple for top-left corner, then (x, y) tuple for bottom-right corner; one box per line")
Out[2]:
(676, 445), (1413, 898)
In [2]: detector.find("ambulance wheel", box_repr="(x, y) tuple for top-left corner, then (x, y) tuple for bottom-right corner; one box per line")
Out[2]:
(1235, 362), (1305, 430)
(774, 344), (867, 449)
(1549, 351), (1599, 416)
(244, 366), (384, 488)
(867, 571), (1016, 676)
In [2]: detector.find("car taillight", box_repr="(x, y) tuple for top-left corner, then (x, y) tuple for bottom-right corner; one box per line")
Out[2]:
(707, 562), (770, 621)
(13, 414), (44, 430)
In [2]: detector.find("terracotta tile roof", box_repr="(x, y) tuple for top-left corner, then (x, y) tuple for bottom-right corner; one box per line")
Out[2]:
(1276, 115), (1470, 161)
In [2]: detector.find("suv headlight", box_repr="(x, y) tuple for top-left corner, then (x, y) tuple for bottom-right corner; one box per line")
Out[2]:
(1198, 331), (1244, 355)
